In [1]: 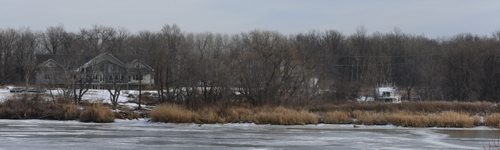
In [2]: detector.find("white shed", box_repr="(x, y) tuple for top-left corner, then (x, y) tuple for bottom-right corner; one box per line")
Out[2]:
(374, 86), (401, 103)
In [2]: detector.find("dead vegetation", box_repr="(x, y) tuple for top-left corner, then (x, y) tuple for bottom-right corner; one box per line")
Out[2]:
(0, 95), (80, 120)
(79, 103), (115, 123)
(0, 94), (497, 127)
(354, 111), (479, 127)
(0, 95), (115, 122)
(486, 113), (500, 128)
(310, 101), (496, 114)
(150, 104), (194, 123)
(252, 107), (319, 125)
(150, 104), (319, 125)
(323, 111), (352, 124)
(147, 101), (494, 127)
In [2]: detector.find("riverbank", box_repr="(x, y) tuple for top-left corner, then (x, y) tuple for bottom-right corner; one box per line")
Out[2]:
(1, 93), (500, 128)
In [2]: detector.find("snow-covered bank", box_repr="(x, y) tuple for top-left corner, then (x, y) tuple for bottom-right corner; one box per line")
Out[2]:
(0, 87), (150, 110)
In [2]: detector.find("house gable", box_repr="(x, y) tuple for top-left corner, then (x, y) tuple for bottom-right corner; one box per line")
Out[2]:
(81, 52), (126, 69)
(38, 59), (60, 68)
(127, 59), (154, 72)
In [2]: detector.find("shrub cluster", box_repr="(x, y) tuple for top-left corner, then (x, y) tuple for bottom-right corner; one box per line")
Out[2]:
(0, 95), (79, 120)
(486, 113), (500, 128)
(79, 103), (115, 123)
(150, 104), (194, 123)
(0, 95), (115, 123)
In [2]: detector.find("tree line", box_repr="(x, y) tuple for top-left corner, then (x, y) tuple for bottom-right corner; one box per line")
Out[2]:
(1, 25), (500, 106)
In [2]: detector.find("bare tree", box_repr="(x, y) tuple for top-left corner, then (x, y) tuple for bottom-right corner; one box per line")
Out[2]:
(0, 29), (20, 84)
(17, 30), (39, 90)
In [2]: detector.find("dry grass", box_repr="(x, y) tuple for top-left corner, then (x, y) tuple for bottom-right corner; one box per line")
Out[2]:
(384, 111), (430, 127)
(142, 101), (491, 127)
(114, 111), (140, 120)
(311, 101), (495, 114)
(252, 107), (319, 125)
(149, 105), (319, 125)
(113, 105), (140, 120)
(429, 111), (479, 128)
(0, 95), (45, 119)
(194, 107), (224, 124)
(354, 111), (478, 127)
(79, 103), (115, 123)
(353, 111), (389, 125)
(323, 111), (352, 124)
(222, 106), (254, 123)
(150, 104), (194, 123)
(486, 113), (500, 128)
(0, 95), (80, 120)
(47, 102), (80, 120)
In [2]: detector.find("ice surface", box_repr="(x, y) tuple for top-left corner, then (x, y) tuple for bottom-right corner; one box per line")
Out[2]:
(0, 119), (496, 150)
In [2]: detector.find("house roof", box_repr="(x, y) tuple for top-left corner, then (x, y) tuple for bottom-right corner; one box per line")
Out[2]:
(37, 53), (155, 73)
(126, 59), (154, 72)
(80, 52), (126, 69)
(38, 59), (60, 68)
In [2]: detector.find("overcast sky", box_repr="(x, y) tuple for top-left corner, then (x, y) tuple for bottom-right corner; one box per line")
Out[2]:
(1, 0), (499, 37)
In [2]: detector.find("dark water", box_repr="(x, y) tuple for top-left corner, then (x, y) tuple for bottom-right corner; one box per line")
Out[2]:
(0, 119), (496, 150)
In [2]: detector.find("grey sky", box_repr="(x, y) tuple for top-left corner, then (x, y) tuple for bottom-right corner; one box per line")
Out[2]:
(1, 0), (499, 37)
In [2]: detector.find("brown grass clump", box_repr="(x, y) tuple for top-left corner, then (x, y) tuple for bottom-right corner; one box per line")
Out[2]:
(113, 106), (140, 120)
(430, 111), (478, 128)
(354, 111), (388, 125)
(384, 111), (430, 127)
(48, 103), (81, 120)
(79, 103), (115, 123)
(253, 107), (319, 125)
(486, 113), (500, 128)
(310, 101), (495, 114)
(323, 111), (352, 124)
(0, 95), (45, 119)
(0, 96), (80, 120)
(150, 104), (194, 123)
(223, 106), (254, 123)
(353, 111), (478, 127)
(114, 111), (140, 120)
(194, 108), (223, 124)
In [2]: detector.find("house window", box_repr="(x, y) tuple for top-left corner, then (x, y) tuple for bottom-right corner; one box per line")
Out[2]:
(133, 75), (142, 80)
(107, 65), (113, 72)
(44, 74), (51, 80)
(382, 92), (391, 97)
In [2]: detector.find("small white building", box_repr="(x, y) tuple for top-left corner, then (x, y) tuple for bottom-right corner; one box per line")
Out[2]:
(374, 86), (401, 103)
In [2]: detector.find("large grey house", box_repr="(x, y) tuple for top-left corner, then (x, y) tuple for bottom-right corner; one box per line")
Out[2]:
(35, 53), (154, 89)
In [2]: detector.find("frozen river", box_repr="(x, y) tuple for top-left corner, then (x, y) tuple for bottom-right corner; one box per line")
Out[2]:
(0, 119), (497, 150)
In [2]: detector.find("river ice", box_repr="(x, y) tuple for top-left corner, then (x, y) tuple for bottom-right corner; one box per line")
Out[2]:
(0, 119), (496, 150)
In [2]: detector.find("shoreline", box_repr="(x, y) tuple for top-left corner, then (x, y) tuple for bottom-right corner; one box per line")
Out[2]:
(1, 118), (499, 130)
